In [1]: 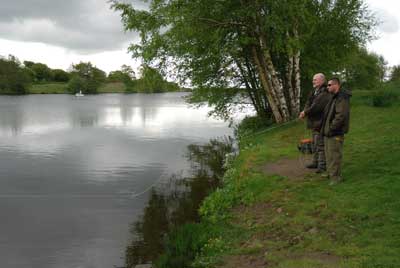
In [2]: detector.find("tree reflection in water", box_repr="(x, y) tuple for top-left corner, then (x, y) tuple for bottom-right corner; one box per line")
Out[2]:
(124, 137), (234, 267)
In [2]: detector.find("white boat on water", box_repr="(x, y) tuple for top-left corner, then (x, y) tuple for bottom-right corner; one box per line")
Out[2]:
(75, 90), (84, 97)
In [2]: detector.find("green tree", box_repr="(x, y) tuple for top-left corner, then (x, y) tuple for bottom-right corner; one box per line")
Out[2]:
(121, 64), (136, 79)
(31, 63), (53, 82)
(52, 69), (70, 82)
(112, 0), (375, 122)
(23, 60), (35, 68)
(68, 62), (106, 94)
(67, 76), (86, 94)
(136, 65), (165, 93)
(0, 56), (31, 94)
(108, 70), (128, 82)
(389, 65), (400, 83)
(343, 48), (387, 90)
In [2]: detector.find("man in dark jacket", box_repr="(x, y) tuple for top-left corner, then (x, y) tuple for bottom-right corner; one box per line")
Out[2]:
(321, 77), (351, 185)
(299, 73), (332, 172)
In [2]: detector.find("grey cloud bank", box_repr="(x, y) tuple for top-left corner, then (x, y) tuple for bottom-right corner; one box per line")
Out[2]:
(0, 0), (145, 53)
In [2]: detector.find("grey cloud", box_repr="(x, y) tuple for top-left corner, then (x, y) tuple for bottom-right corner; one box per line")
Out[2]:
(0, 0), (146, 53)
(375, 8), (399, 34)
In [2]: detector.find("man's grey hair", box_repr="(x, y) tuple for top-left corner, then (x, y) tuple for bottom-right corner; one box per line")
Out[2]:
(314, 73), (326, 83)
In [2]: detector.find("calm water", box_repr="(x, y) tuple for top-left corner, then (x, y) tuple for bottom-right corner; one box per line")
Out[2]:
(0, 93), (233, 268)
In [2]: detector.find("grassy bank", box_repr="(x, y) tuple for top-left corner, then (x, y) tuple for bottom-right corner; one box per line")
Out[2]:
(157, 89), (400, 268)
(28, 82), (69, 94)
(28, 81), (126, 94)
(97, 81), (126, 93)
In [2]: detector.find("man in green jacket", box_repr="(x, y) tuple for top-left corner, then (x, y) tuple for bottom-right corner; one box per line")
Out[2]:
(321, 77), (351, 185)
(299, 73), (332, 173)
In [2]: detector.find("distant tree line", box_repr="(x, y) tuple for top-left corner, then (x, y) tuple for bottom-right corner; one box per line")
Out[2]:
(0, 54), (182, 95)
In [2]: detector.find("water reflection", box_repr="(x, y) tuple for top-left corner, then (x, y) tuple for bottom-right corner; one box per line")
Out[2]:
(0, 94), (227, 139)
(0, 93), (235, 268)
(124, 137), (233, 267)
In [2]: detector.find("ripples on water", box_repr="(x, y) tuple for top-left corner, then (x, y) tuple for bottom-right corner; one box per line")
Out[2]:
(0, 93), (235, 268)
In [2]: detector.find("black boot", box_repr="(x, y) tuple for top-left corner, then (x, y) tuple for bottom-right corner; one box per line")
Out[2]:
(306, 163), (318, 169)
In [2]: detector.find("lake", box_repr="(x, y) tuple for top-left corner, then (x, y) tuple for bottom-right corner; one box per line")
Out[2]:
(0, 93), (233, 268)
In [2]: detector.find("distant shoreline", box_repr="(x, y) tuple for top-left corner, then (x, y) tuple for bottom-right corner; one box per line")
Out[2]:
(1, 81), (189, 95)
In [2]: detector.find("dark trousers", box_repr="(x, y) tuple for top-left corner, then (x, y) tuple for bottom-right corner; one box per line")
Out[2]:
(312, 130), (326, 170)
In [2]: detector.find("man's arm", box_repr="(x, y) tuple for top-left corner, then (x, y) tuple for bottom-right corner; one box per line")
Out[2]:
(299, 90), (313, 118)
(304, 92), (331, 117)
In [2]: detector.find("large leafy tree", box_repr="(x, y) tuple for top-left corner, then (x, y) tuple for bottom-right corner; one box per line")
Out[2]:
(52, 69), (71, 82)
(112, 0), (374, 123)
(31, 62), (53, 82)
(342, 48), (386, 90)
(68, 62), (106, 94)
(0, 55), (32, 94)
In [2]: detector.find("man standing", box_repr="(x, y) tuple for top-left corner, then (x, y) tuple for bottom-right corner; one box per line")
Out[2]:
(321, 78), (351, 185)
(299, 73), (331, 173)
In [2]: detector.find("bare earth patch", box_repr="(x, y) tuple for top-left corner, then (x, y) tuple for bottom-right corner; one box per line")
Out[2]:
(222, 254), (267, 268)
(260, 156), (314, 180)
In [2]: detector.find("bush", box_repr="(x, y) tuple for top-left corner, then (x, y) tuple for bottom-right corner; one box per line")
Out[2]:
(369, 89), (399, 107)
(0, 58), (31, 94)
(67, 76), (86, 94)
(234, 115), (273, 140)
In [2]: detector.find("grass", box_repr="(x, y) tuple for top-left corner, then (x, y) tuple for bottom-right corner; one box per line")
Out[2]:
(189, 89), (400, 268)
(97, 81), (126, 93)
(28, 82), (68, 94)
(28, 81), (127, 94)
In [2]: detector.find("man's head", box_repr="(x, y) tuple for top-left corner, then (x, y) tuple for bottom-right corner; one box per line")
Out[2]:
(327, 77), (341, 94)
(312, 73), (325, 89)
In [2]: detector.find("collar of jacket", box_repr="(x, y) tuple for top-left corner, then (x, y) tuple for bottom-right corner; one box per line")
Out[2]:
(314, 85), (327, 94)
(333, 89), (352, 99)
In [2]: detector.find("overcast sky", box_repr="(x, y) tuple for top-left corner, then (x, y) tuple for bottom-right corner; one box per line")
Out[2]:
(0, 0), (398, 74)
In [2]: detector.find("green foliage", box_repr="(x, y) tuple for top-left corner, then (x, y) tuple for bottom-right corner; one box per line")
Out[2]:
(97, 82), (126, 93)
(67, 76), (86, 94)
(136, 65), (165, 93)
(112, 0), (375, 120)
(0, 56), (31, 94)
(368, 88), (399, 107)
(31, 62), (53, 81)
(187, 87), (249, 121)
(68, 62), (106, 94)
(29, 82), (68, 94)
(23, 60), (35, 68)
(52, 69), (70, 82)
(343, 48), (386, 90)
(155, 223), (211, 268)
(124, 138), (233, 268)
(134, 65), (181, 93)
(108, 70), (129, 82)
(190, 91), (400, 267)
(389, 65), (400, 82)
(234, 115), (273, 140)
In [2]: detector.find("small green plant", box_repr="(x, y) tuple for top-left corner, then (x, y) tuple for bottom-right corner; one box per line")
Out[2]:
(155, 223), (215, 268)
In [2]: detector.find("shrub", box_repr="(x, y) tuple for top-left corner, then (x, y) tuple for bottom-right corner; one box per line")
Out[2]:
(234, 115), (273, 140)
(369, 89), (399, 107)
(155, 223), (211, 268)
(67, 76), (86, 94)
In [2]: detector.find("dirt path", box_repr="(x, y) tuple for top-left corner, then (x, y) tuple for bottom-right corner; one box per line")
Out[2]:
(219, 156), (341, 268)
(260, 156), (314, 180)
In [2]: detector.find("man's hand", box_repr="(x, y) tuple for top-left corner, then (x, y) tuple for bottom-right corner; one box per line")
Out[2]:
(299, 111), (305, 119)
